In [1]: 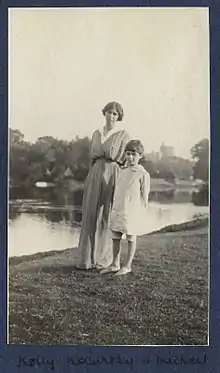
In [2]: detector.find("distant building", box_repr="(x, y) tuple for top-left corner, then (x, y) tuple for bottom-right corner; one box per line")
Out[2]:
(146, 151), (160, 163)
(160, 143), (174, 158)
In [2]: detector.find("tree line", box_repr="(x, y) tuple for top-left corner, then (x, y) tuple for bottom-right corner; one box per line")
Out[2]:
(9, 129), (209, 189)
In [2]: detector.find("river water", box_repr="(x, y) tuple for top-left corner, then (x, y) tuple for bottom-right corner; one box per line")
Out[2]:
(8, 201), (208, 258)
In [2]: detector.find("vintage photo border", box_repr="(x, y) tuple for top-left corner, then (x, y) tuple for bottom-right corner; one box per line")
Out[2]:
(0, 1), (219, 372)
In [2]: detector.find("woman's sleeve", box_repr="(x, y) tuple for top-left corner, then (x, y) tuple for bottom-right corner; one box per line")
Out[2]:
(90, 130), (102, 159)
(140, 171), (150, 208)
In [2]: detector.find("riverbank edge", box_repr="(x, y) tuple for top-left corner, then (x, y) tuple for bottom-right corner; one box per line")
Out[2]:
(9, 216), (208, 266)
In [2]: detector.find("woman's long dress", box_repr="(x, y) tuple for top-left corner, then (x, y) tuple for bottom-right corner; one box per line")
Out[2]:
(77, 128), (129, 269)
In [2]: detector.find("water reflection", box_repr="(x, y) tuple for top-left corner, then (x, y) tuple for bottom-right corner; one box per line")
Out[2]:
(42, 209), (82, 226)
(10, 184), (201, 207)
(9, 212), (80, 258)
(8, 201), (208, 258)
(9, 206), (82, 225)
(9, 208), (20, 221)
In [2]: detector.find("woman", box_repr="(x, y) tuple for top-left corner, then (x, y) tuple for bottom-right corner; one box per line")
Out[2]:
(76, 102), (129, 269)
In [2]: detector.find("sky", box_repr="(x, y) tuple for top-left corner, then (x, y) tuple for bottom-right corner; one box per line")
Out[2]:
(9, 7), (210, 159)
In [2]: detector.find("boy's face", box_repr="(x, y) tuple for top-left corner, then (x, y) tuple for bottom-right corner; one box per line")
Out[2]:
(125, 150), (142, 166)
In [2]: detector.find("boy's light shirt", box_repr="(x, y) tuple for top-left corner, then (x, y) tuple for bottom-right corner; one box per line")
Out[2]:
(112, 163), (151, 238)
(121, 161), (142, 172)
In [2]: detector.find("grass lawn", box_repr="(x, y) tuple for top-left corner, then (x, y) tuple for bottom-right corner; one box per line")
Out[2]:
(9, 225), (208, 345)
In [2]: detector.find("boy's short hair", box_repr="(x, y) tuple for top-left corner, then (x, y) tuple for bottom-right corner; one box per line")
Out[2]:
(125, 139), (145, 156)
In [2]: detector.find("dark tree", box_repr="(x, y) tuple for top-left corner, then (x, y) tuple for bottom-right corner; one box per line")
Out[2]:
(191, 138), (209, 181)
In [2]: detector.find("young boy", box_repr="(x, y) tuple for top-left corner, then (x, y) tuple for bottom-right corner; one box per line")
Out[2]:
(101, 139), (150, 275)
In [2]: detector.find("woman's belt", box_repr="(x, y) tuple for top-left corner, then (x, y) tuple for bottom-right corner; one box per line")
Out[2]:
(92, 156), (123, 166)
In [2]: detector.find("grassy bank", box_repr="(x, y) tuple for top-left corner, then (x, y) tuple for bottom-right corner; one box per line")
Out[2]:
(9, 223), (208, 345)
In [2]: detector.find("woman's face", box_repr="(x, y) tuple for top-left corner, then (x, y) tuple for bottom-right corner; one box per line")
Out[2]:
(105, 108), (119, 129)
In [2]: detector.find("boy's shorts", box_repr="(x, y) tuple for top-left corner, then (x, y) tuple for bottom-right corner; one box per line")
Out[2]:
(112, 230), (136, 242)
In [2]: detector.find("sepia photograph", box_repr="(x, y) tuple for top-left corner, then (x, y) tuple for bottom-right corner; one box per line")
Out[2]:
(8, 7), (209, 345)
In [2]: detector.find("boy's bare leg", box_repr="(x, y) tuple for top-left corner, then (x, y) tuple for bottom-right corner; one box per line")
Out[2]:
(100, 239), (121, 274)
(116, 237), (136, 275)
(112, 238), (121, 268)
